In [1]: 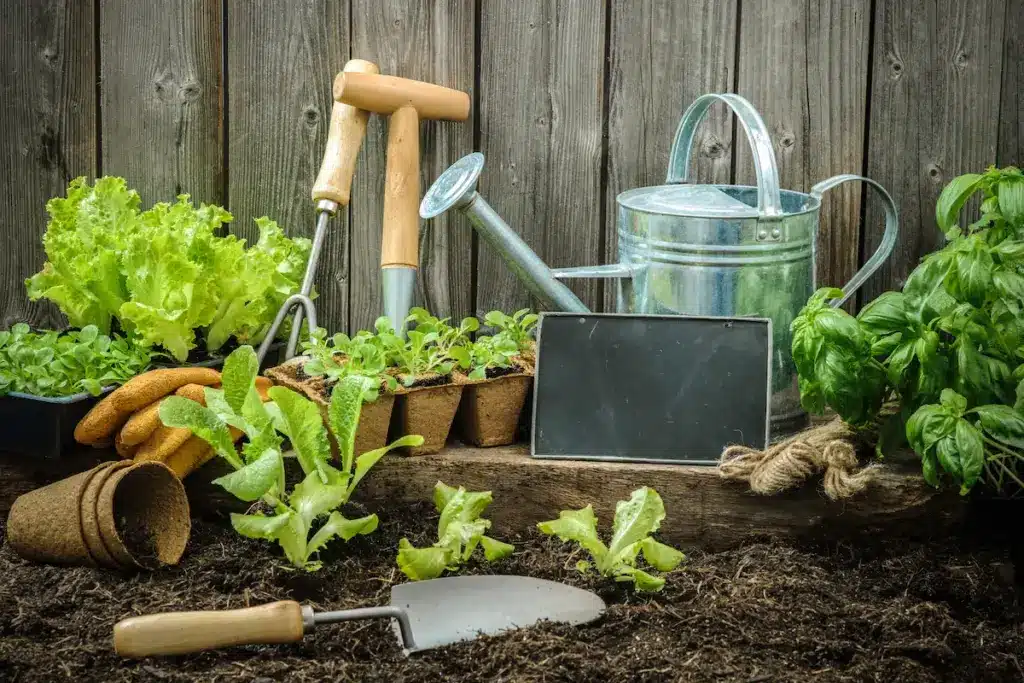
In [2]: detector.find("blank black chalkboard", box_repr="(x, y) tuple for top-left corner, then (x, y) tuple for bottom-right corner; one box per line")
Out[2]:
(531, 313), (772, 465)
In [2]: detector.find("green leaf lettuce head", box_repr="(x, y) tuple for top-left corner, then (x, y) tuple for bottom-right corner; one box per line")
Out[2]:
(160, 345), (423, 570)
(26, 177), (311, 362)
(397, 481), (514, 581)
(792, 166), (1024, 495)
(536, 486), (684, 592)
(0, 323), (151, 398)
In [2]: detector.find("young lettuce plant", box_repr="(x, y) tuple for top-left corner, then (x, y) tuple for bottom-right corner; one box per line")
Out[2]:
(301, 325), (397, 402)
(396, 481), (514, 580)
(448, 334), (521, 381)
(483, 309), (538, 354)
(160, 345), (423, 570)
(383, 309), (479, 387)
(537, 487), (684, 592)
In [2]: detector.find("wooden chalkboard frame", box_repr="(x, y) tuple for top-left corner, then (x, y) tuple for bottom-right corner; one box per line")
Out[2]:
(530, 312), (772, 466)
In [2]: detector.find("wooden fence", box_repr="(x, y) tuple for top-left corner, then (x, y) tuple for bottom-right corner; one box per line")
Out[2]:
(2, 0), (1021, 334)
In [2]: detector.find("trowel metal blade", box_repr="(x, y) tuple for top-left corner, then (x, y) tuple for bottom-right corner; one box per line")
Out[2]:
(390, 575), (605, 653)
(382, 266), (417, 337)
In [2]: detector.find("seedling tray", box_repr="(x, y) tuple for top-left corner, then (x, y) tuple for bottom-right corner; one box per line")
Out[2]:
(0, 387), (114, 460)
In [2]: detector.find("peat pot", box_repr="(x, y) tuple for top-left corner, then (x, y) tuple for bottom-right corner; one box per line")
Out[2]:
(420, 93), (899, 436)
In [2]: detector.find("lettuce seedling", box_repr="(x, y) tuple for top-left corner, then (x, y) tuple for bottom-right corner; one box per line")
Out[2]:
(448, 334), (521, 381)
(483, 308), (537, 354)
(301, 324), (398, 402)
(0, 323), (151, 398)
(396, 481), (514, 581)
(161, 345), (422, 570)
(537, 487), (684, 592)
(382, 309), (479, 387)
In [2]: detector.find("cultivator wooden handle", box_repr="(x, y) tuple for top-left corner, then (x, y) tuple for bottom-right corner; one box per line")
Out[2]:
(311, 59), (380, 206)
(113, 600), (305, 658)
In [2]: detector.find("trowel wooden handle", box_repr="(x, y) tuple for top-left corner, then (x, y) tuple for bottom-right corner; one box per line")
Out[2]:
(113, 600), (305, 658)
(382, 105), (421, 268)
(312, 59), (380, 205)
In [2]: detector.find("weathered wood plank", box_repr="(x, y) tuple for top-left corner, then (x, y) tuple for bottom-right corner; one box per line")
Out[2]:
(353, 444), (962, 551)
(603, 0), (737, 312)
(863, 0), (1007, 301)
(99, 0), (223, 205)
(0, 0), (96, 329)
(998, 0), (1023, 167)
(476, 0), (606, 316)
(349, 0), (475, 333)
(226, 0), (350, 331)
(736, 0), (870, 300)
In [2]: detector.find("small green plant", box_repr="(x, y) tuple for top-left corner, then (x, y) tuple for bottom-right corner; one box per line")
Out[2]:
(161, 345), (422, 571)
(449, 334), (521, 381)
(0, 323), (151, 398)
(382, 308), (479, 387)
(301, 325), (397, 401)
(396, 481), (514, 580)
(537, 487), (684, 592)
(483, 308), (538, 354)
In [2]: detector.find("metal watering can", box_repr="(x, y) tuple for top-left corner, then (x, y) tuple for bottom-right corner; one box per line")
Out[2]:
(420, 93), (899, 434)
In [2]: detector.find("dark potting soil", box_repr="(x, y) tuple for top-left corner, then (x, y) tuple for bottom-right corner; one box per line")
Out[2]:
(115, 516), (159, 567)
(401, 373), (450, 389)
(1, 505), (1022, 683)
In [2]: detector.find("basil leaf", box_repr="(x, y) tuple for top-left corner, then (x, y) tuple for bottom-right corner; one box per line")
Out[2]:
(974, 404), (1024, 448)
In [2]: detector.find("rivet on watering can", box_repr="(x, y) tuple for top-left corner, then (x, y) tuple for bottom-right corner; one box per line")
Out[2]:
(757, 229), (769, 240)
(771, 228), (781, 239)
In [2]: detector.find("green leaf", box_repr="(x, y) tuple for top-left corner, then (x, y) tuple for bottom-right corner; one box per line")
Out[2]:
(230, 510), (292, 539)
(921, 451), (941, 487)
(906, 403), (957, 454)
(268, 386), (330, 478)
(640, 538), (685, 572)
(934, 436), (963, 481)
(221, 345), (258, 414)
(954, 420), (984, 493)
(998, 176), (1024, 225)
(327, 375), (365, 473)
(537, 505), (609, 562)
(993, 269), (1024, 301)
(955, 242), (994, 306)
(348, 434), (423, 496)
(617, 566), (666, 592)
(290, 470), (349, 526)
(606, 487), (667, 564)
(212, 448), (283, 501)
(974, 404), (1024, 448)
(939, 388), (967, 416)
(277, 512), (309, 568)
(307, 511), (378, 556)
(433, 481), (460, 511)
(480, 535), (515, 561)
(936, 173), (983, 232)
(857, 292), (909, 337)
(397, 538), (449, 581)
(160, 396), (241, 467)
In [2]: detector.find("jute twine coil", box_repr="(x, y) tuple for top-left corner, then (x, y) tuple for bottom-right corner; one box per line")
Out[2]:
(719, 417), (880, 500)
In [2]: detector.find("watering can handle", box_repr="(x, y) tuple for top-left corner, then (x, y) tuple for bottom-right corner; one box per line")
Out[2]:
(666, 93), (784, 219)
(810, 174), (900, 309)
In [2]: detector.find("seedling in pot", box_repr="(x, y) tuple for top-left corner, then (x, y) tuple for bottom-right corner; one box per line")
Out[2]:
(397, 481), (514, 580)
(160, 345), (423, 571)
(537, 487), (685, 592)
(0, 323), (152, 398)
(383, 309), (478, 387)
(301, 324), (398, 402)
(482, 308), (538, 355)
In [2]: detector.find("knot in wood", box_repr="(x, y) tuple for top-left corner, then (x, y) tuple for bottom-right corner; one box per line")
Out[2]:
(179, 82), (202, 102)
(954, 51), (969, 69)
(779, 132), (796, 149)
(303, 107), (320, 126)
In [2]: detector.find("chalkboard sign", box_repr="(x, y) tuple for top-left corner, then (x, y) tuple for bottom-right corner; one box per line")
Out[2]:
(531, 313), (771, 465)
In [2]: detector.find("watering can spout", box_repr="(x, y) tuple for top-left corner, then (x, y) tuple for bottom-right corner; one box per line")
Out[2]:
(420, 153), (590, 314)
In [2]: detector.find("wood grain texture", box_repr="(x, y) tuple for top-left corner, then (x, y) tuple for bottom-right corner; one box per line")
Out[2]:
(226, 0), (350, 331)
(349, 0), (474, 333)
(998, 0), (1023, 167)
(736, 0), (870, 304)
(476, 0), (605, 316)
(100, 0), (222, 205)
(0, 0), (96, 329)
(604, 0), (737, 312)
(354, 444), (963, 551)
(863, 0), (1007, 302)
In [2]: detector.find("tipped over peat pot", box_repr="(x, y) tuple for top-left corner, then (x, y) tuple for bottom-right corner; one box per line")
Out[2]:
(0, 387), (115, 459)
(456, 363), (534, 447)
(391, 374), (465, 456)
(6, 460), (190, 570)
(265, 358), (396, 457)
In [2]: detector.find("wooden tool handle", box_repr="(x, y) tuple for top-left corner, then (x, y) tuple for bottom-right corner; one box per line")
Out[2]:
(311, 59), (380, 205)
(333, 71), (470, 121)
(113, 600), (305, 658)
(381, 105), (421, 268)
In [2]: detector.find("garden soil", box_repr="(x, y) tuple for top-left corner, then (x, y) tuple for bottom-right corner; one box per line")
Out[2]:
(1, 502), (1022, 683)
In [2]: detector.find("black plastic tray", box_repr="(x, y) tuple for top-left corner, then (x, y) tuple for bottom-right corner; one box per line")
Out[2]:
(0, 387), (114, 460)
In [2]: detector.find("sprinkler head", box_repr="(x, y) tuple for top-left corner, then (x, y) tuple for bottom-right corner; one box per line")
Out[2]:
(419, 152), (485, 219)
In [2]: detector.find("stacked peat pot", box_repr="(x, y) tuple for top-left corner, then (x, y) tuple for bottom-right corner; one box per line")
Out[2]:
(267, 308), (537, 455)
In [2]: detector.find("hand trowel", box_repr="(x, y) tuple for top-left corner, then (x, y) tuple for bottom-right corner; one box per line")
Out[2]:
(113, 575), (605, 658)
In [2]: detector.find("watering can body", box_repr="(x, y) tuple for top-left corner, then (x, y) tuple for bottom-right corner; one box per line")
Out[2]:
(420, 93), (899, 437)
